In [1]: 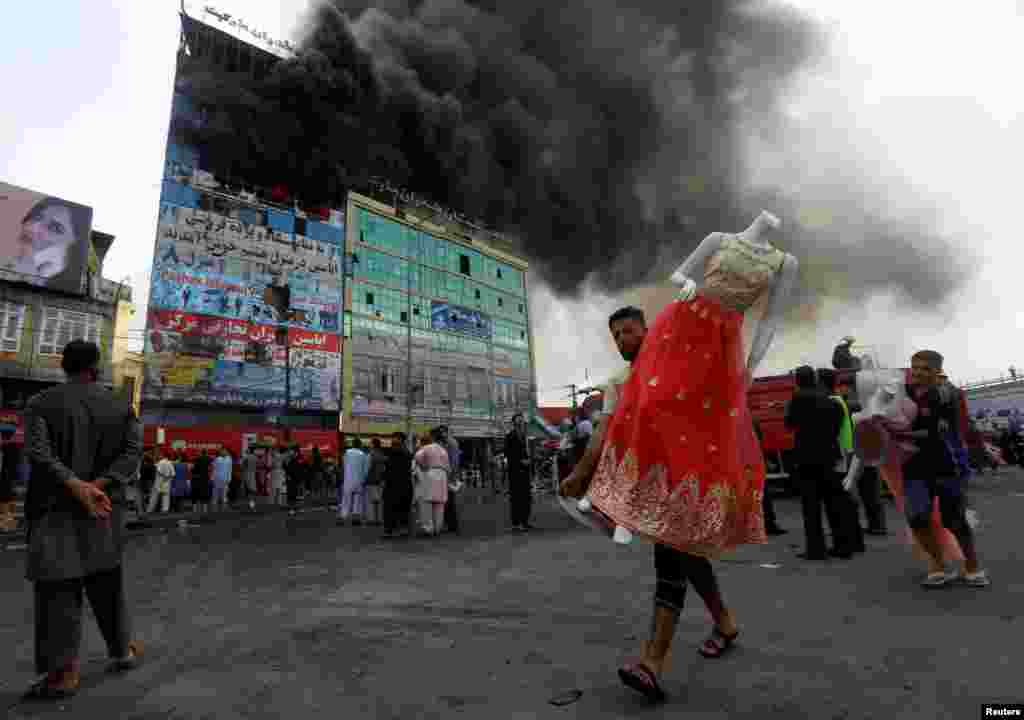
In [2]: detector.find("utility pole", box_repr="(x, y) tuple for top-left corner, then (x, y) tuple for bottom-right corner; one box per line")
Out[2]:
(570, 383), (578, 422)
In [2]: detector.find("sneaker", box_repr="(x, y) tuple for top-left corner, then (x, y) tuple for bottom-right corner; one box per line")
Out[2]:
(957, 570), (991, 587)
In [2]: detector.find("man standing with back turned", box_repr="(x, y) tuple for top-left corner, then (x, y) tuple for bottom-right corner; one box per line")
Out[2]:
(22, 341), (143, 699)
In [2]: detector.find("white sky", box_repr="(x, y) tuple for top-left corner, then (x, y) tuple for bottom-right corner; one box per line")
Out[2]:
(1, 1), (1021, 406)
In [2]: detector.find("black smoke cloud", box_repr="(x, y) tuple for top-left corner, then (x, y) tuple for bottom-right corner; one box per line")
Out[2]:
(177, 0), (976, 307)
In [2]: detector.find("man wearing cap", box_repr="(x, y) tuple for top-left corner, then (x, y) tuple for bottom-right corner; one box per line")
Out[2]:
(22, 341), (143, 699)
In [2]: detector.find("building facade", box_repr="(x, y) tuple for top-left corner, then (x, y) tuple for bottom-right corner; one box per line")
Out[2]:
(342, 193), (537, 441)
(142, 7), (538, 455)
(0, 181), (134, 457)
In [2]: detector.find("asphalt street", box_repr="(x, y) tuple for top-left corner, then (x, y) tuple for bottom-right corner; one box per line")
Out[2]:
(2, 472), (1023, 719)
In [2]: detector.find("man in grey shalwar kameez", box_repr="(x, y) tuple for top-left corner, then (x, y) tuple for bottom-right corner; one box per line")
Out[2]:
(22, 341), (143, 699)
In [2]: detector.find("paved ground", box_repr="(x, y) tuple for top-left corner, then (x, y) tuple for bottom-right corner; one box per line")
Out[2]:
(1, 471), (1023, 719)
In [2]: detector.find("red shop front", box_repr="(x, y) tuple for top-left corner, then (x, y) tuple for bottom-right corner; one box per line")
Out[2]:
(142, 425), (340, 458)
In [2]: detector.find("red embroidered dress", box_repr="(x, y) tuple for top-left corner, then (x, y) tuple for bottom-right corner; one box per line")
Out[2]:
(588, 235), (787, 558)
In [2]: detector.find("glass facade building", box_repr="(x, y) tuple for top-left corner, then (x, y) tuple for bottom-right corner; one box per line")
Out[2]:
(342, 194), (536, 439)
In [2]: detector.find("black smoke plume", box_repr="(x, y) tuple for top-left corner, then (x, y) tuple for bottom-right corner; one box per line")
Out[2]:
(175, 0), (976, 307)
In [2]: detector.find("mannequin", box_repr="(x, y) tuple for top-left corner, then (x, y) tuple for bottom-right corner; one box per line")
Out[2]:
(843, 370), (965, 563)
(558, 211), (800, 702)
(573, 211), (799, 544)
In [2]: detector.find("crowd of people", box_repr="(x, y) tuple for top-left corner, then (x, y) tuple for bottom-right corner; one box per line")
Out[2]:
(131, 415), (539, 540)
(139, 442), (352, 516)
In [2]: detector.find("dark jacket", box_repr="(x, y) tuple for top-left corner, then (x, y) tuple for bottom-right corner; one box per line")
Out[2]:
(191, 455), (212, 500)
(784, 387), (843, 467)
(903, 385), (957, 479)
(382, 446), (414, 501)
(367, 449), (388, 486)
(24, 382), (142, 581)
(505, 430), (530, 481)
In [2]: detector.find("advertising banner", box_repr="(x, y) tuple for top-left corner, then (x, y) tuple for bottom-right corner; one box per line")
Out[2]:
(0, 181), (92, 295)
(150, 197), (345, 414)
(164, 357), (216, 387)
(288, 328), (340, 353)
(431, 301), (492, 340)
(291, 348), (341, 372)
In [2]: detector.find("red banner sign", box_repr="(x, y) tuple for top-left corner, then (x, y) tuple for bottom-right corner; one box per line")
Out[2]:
(287, 328), (339, 353)
(150, 310), (203, 335)
(247, 323), (280, 345)
(199, 316), (249, 340)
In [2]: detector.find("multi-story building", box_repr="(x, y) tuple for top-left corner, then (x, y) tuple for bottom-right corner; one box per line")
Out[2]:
(342, 192), (537, 445)
(149, 5), (537, 459)
(0, 180), (134, 481)
(138, 6), (344, 456)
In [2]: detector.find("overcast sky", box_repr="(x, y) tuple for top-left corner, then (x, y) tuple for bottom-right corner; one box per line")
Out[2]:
(2, 1), (1021, 406)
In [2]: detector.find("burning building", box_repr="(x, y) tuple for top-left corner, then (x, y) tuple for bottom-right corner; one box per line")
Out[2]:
(140, 5), (536, 454)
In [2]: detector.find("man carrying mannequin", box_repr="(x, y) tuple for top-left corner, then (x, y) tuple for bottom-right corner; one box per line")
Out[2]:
(561, 210), (799, 703)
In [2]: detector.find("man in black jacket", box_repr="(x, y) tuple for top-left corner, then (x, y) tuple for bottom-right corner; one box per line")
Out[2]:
(784, 366), (855, 560)
(506, 413), (532, 530)
(382, 432), (414, 538)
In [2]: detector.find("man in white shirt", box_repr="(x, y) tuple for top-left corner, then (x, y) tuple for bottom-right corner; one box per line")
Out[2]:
(339, 438), (370, 525)
(148, 452), (175, 514)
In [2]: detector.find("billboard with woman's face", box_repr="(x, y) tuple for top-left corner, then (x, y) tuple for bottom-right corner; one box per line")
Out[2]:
(0, 182), (92, 295)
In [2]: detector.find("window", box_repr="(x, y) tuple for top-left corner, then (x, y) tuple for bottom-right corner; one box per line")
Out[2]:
(498, 298), (503, 307)
(366, 292), (375, 305)
(459, 254), (471, 275)
(400, 311), (409, 323)
(475, 289), (481, 300)
(413, 306), (420, 316)
(38, 308), (103, 355)
(520, 331), (525, 340)
(0, 302), (26, 353)
(518, 304), (524, 314)
(496, 268), (503, 279)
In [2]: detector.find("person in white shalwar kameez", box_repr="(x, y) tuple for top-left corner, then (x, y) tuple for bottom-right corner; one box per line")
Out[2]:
(339, 438), (370, 524)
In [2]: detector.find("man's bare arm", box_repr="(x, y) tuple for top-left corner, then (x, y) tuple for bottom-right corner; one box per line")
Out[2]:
(559, 420), (608, 497)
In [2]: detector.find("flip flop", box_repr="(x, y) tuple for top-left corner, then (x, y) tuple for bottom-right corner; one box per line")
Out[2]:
(921, 571), (955, 588)
(699, 627), (739, 658)
(22, 676), (78, 701)
(107, 640), (143, 672)
(617, 660), (666, 703)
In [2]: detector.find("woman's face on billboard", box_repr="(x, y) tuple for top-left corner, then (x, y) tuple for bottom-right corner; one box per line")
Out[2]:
(19, 203), (74, 256)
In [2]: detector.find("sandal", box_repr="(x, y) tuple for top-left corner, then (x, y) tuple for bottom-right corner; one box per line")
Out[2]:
(107, 640), (143, 672)
(699, 627), (739, 658)
(957, 570), (991, 588)
(23, 674), (79, 700)
(921, 571), (956, 589)
(617, 660), (666, 703)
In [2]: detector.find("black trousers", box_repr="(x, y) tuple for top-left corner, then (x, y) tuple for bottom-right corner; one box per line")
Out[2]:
(383, 485), (413, 533)
(444, 490), (460, 533)
(34, 565), (130, 675)
(797, 463), (860, 556)
(653, 544), (722, 618)
(762, 484), (781, 530)
(509, 473), (532, 526)
(857, 466), (887, 532)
